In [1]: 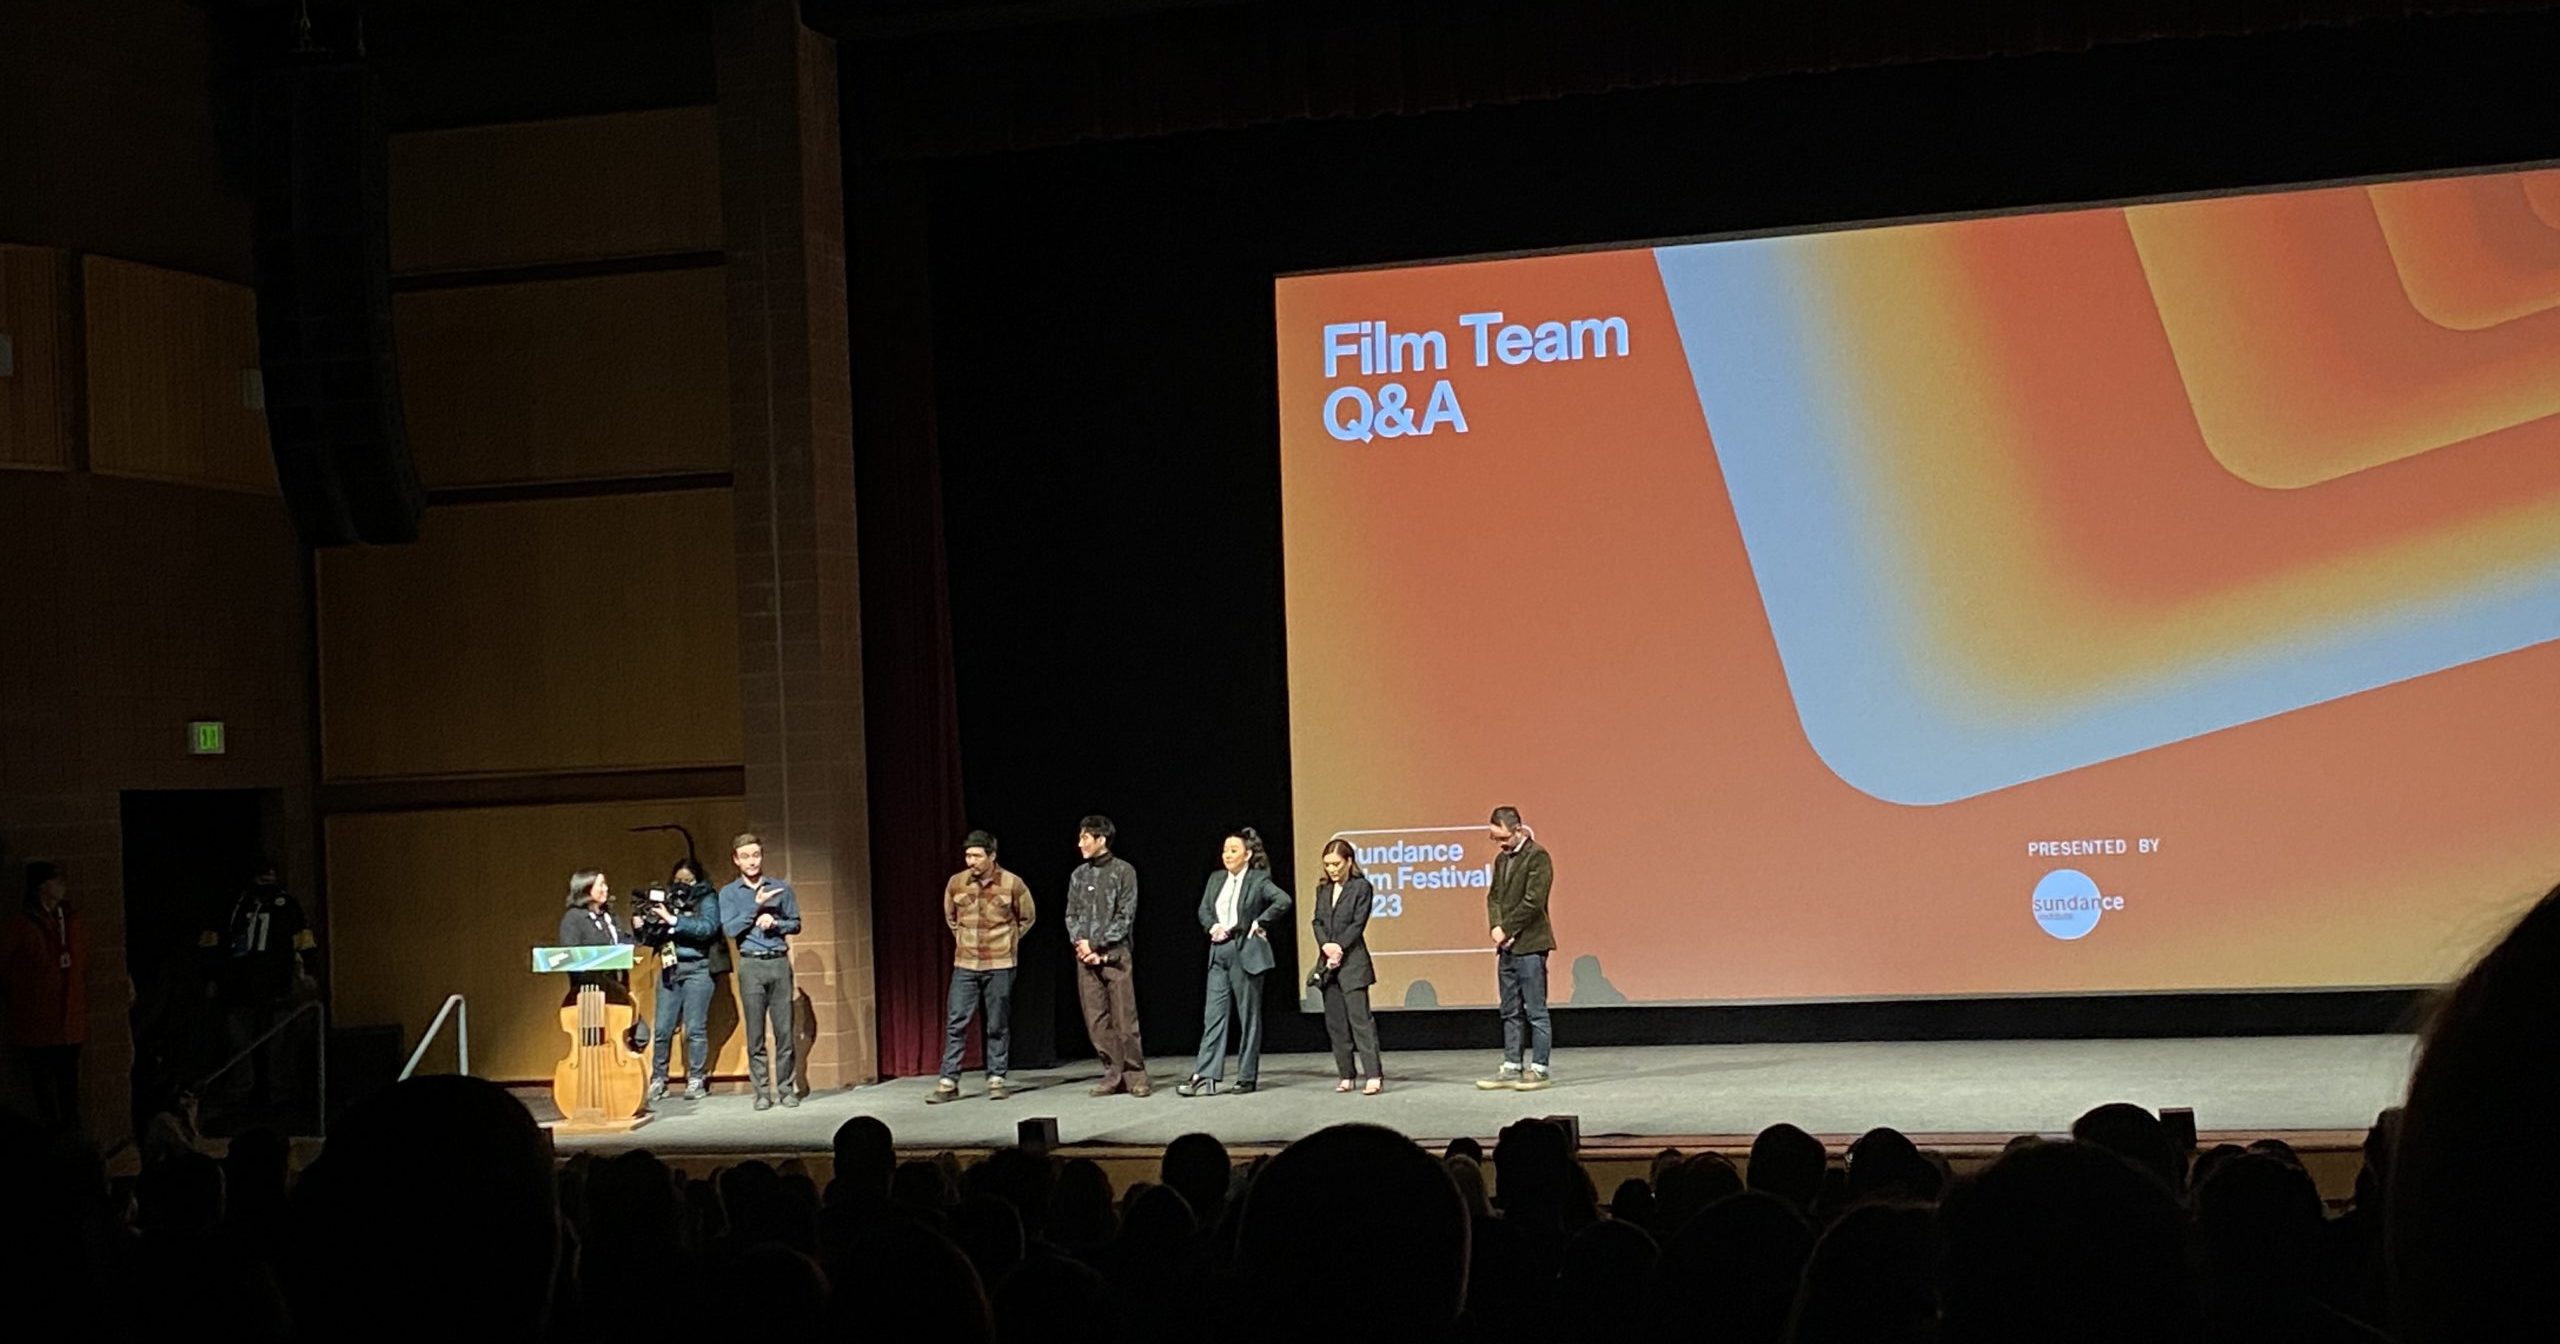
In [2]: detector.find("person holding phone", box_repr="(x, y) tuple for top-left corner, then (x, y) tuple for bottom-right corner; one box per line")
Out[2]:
(721, 833), (803, 1110)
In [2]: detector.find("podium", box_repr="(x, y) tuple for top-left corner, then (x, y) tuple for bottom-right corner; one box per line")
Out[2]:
(535, 945), (651, 1134)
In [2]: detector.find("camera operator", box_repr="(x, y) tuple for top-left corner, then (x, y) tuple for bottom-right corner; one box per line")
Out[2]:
(637, 858), (726, 1104)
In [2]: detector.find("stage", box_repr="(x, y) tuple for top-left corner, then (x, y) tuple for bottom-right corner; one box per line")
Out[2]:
(542, 1034), (2416, 1163)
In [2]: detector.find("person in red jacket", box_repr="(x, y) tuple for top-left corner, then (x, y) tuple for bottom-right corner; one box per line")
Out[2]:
(4, 861), (87, 1129)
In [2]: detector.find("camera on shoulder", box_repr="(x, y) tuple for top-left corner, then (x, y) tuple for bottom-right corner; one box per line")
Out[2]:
(631, 880), (705, 944)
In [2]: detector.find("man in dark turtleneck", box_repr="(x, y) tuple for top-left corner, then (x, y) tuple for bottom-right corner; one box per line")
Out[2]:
(1063, 815), (1149, 1097)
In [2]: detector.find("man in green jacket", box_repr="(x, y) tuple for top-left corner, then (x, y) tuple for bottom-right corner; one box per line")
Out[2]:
(1476, 806), (1556, 1091)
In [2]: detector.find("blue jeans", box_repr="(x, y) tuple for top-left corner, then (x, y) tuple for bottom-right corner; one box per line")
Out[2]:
(652, 960), (714, 1083)
(1497, 948), (1552, 1069)
(941, 966), (1016, 1080)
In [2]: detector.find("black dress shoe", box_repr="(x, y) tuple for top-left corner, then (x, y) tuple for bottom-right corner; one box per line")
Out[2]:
(1231, 1080), (1258, 1095)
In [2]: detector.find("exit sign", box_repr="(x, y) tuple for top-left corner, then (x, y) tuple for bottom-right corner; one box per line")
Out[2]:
(189, 721), (226, 755)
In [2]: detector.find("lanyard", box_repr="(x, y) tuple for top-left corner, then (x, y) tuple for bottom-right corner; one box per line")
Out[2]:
(25, 909), (71, 1013)
(30, 909), (70, 971)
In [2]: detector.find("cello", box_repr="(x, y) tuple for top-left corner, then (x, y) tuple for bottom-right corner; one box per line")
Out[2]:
(554, 977), (648, 1126)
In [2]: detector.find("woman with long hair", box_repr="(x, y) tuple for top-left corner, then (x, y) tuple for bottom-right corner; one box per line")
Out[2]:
(1310, 838), (1384, 1093)
(560, 869), (624, 946)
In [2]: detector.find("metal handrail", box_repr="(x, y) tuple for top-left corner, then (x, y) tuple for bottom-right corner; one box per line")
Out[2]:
(398, 994), (470, 1081)
(185, 998), (328, 1138)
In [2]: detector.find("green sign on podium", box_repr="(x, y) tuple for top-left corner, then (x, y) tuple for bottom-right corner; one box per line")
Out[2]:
(532, 945), (635, 974)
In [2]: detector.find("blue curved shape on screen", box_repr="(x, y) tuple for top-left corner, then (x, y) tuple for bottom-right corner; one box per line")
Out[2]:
(1653, 236), (2560, 806)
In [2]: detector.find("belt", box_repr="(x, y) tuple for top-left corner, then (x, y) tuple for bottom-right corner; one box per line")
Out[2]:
(741, 949), (790, 959)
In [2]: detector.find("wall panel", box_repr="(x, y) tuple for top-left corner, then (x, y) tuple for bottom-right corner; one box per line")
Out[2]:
(394, 268), (728, 486)
(317, 490), (743, 779)
(389, 107), (721, 274)
(0, 246), (71, 470)
(83, 256), (273, 492)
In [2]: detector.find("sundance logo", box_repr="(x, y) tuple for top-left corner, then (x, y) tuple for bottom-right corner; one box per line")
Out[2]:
(2032, 868), (2125, 942)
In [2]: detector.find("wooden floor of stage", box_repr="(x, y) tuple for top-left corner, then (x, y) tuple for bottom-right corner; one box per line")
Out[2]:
(537, 1035), (2414, 1174)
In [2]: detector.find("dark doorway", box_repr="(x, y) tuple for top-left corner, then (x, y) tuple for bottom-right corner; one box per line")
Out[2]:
(120, 789), (298, 1135)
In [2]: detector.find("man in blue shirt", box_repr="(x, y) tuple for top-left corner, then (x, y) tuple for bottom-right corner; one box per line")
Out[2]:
(720, 832), (802, 1109)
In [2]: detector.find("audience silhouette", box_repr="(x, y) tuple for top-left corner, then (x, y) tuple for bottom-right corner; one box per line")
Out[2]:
(1788, 1200), (1936, 1344)
(14, 877), (2560, 1343)
(2389, 879), (2560, 1343)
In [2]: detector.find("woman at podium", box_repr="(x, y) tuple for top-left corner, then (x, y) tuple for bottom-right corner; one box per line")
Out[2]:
(561, 870), (632, 948)
(559, 870), (636, 991)
(552, 869), (649, 1125)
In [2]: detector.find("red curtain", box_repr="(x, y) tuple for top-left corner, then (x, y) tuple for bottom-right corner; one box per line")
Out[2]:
(852, 171), (973, 1080)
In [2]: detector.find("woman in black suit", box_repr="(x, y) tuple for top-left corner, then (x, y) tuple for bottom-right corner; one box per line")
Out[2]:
(1311, 838), (1383, 1093)
(560, 869), (630, 948)
(559, 869), (641, 995)
(1176, 828), (1293, 1097)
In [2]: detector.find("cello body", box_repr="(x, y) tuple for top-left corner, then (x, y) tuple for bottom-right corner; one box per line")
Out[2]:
(554, 982), (648, 1123)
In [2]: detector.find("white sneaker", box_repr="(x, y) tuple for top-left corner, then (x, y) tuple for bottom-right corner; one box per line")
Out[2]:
(1476, 1064), (1524, 1091)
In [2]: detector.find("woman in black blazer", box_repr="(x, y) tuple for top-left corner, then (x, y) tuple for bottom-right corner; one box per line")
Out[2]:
(1176, 827), (1293, 1097)
(558, 869), (636, 993)
(1310, 838), (1384, 1093)
(560, 869), (630, 947)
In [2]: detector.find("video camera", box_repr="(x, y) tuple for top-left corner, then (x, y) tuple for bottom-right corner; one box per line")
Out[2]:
(631, 879), (710, 946)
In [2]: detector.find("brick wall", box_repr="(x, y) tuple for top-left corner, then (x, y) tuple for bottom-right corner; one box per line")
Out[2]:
(719, 0), (877, 1087)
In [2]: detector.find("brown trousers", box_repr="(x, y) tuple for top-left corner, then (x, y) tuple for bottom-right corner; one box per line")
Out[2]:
(1074, 947), (1146, 1089)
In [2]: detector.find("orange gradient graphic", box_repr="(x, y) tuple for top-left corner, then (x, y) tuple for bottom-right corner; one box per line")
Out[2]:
(1808, 214), (2560, 706)
(2367, 171), (2560, 331)
(2131, 179), (2560, 487)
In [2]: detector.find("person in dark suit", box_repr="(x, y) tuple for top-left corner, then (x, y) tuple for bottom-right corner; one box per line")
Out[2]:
(1310, 837), (1384, 1094)
(559, 869), (632, 948)
(557, 869), (639, 996)
(1176, 828), (1292, 1097)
